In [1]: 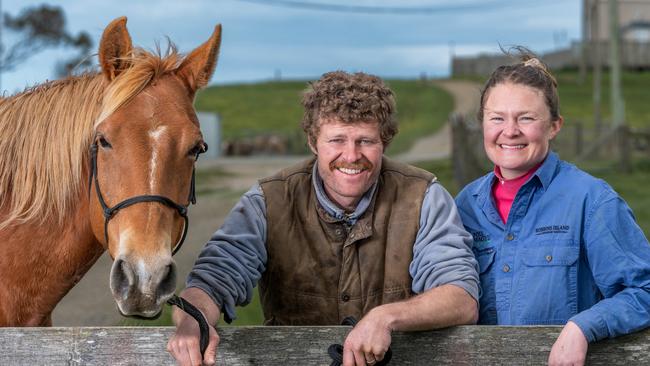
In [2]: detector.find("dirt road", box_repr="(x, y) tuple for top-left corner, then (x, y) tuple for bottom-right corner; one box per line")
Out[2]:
(52, 80), (481, 326)
(394, 79), (481, 162)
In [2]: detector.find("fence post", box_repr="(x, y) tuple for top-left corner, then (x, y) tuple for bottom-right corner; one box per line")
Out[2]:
(451, 113), (485, 189)
(574, 121), (583, 157)
(618, 125), (631, 173)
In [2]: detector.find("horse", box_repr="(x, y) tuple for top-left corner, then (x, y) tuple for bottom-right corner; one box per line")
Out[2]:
(0, 17), (221, 326)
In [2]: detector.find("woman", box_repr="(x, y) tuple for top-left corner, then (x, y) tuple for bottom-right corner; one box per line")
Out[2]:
(455, 51), (650, 365)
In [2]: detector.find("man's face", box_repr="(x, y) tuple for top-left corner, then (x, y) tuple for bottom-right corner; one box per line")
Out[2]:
(310, 118), (384, 211)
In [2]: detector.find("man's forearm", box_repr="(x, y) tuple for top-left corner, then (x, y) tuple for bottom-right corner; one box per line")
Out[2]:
(173, 287), (222, 326)
(374, 284), (478, 332)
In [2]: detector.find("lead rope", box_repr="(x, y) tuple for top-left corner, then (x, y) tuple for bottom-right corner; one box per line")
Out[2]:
(167, 294), (211, 357)
(328, 316), (392, 366)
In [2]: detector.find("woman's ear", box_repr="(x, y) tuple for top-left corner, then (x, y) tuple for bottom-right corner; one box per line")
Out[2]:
(549, 116), (564, 140)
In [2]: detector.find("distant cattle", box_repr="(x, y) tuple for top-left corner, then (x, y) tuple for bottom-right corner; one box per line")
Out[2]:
(224, 134), (288, 156)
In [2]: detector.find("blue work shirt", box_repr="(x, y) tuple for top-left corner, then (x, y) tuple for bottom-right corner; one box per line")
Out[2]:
(455, 152), (650, 342)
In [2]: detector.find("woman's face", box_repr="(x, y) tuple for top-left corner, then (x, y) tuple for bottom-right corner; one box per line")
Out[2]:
(482, 82), (563, 180)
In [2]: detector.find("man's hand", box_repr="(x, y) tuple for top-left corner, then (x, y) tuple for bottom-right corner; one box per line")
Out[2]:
(342, 307), (392, 366)
(548, 321), (588, 366)
(339, 285), (476, 365)
(167, 313), (219, 366)
(167, 288), (222, 366)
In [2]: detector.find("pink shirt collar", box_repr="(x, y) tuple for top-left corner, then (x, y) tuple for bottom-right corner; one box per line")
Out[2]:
(492, 161), (544, 223)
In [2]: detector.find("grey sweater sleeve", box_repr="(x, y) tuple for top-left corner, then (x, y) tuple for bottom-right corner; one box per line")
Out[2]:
(185, 184), (267, 323)
(409, 182), (480, 301)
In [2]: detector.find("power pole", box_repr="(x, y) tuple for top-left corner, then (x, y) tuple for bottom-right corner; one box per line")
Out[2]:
(609, 0), (625, 127)
(592, 0), (603, 142)
(609, 0), (629, 171)
(578, 0), (589, 84)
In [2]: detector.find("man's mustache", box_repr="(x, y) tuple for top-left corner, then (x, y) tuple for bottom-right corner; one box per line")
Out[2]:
(330, 157), (373, 171)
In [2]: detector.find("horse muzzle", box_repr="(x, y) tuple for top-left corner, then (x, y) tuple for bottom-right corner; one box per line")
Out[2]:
(109, 255), (177, 318)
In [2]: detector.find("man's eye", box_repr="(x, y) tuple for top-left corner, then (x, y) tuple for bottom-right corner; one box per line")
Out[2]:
(490, 117), (503, 123)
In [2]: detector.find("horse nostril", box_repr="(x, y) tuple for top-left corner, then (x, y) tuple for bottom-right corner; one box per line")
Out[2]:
(110, 258), (135, 299)
(157, 262), (177, 300)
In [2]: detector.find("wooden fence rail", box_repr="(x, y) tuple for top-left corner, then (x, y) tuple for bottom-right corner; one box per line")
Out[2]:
(2, 326), (650, 365)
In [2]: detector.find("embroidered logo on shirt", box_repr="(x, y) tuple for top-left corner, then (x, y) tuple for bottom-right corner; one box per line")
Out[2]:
(535, 225), (570, 235)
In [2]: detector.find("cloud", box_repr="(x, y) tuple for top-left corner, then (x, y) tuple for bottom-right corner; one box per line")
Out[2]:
(1, 0), (581, 92)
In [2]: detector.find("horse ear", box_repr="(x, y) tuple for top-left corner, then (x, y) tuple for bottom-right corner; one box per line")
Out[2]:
(176, 24), (222, 93)
(98, 16), (133, 81)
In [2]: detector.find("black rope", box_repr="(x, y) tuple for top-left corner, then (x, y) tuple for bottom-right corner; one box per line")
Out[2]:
(328, 316), (392, 366)
(167, 294), (211, 357)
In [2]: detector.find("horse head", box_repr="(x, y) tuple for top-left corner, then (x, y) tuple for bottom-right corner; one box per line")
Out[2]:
(89, 17), (221, 318)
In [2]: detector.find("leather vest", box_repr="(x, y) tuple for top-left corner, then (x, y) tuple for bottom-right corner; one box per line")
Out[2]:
(258, 157), (434, 325)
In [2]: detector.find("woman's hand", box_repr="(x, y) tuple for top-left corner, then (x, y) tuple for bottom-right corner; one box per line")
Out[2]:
(548, 321), (588, 366)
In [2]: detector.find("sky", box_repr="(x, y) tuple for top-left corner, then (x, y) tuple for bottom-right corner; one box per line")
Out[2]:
(1, 0), (581, 94)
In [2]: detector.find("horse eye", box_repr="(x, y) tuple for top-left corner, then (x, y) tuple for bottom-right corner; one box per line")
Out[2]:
(98, 136), (112, 149)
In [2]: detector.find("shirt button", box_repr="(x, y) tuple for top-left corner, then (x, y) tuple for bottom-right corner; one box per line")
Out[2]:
(502, 264), (511, 273)
(545, 255), (553, 262)
(341, 294), (350, 302)
(335, 229), (342, 235)
(506, 233), (514, 241)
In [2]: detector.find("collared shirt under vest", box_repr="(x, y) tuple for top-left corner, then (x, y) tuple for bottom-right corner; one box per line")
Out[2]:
(258, 156), (434, 325)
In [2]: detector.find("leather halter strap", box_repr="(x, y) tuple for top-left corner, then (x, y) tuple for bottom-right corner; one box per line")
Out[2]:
(88, 140), (204, 255)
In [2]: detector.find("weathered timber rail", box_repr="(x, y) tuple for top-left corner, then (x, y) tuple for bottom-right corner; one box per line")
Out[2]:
(1, 326), (649, 365)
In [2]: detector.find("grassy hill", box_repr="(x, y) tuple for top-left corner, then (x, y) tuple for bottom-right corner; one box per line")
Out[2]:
(556, 71), (650, 128)
(195, 79), (454, 155)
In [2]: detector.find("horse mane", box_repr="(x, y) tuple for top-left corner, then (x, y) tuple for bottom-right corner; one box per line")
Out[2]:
(0, 44), (183, 229)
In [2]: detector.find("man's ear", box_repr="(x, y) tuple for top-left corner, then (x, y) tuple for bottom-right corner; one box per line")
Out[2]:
(308, 140), (318, 155)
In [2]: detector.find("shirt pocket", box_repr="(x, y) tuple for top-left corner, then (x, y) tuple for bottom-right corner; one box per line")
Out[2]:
(516, 244), (579, 325)
(474, 247), (497, 324)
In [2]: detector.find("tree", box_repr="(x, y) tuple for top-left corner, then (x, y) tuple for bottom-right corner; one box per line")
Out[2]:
(0, 4), (93, 88)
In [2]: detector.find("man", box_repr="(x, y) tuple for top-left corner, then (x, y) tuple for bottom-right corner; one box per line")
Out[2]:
(167, 71), (479, 366)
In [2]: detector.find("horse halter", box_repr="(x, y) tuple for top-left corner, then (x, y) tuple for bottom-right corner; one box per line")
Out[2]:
(88, 139), (207, 256)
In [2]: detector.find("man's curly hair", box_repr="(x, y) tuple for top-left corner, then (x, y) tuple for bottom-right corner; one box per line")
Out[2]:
(301, 71), (398, 149)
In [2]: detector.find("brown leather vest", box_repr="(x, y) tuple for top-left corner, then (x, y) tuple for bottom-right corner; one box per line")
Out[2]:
(258, 157), (434, 325)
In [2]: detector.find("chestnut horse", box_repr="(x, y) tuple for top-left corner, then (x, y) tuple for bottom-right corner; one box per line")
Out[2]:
(0, 17), (221, 325)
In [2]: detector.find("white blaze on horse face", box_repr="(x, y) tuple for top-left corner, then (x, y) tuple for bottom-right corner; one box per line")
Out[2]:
(116, 228), (134, 259)
(148, 126), (169, 192)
